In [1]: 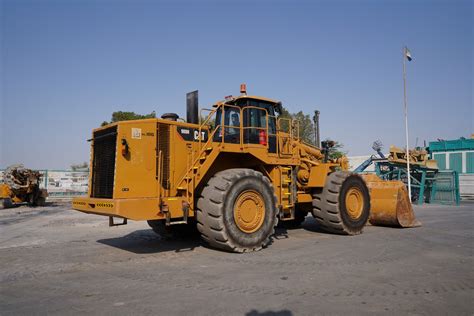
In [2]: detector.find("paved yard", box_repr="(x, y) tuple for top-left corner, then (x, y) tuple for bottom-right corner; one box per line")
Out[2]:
(1, 201), (473, 315)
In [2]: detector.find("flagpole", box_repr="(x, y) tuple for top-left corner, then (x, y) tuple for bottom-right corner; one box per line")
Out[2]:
(403, 46), (412, 202)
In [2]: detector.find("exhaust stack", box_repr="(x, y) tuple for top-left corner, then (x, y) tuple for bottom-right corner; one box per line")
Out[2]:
(186, 90), (199, 124)
(313, 110), (320, 147)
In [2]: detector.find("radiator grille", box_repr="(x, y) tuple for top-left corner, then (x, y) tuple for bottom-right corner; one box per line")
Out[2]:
(91, 126), (117, 198)
(157, 123), (170, 189)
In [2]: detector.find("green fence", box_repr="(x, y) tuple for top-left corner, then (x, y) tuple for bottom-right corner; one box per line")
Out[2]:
(433, 153), (446, 170)
(467, 152), (474, 173)
(430, 171), (460, 206)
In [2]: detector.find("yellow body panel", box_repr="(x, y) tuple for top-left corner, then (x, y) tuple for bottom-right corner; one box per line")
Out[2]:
(73, 196), (164, 221)
(307, 164), (336, 187)
(0, 184), (11, 199)
(114, 121), (158, 199)
(296, 193), (313, 203)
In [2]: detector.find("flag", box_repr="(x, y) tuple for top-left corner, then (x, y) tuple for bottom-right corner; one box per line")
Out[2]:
(405, 47), (413, 61)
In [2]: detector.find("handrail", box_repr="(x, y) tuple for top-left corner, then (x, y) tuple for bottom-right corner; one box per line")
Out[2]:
(177, 122), (223, 187)
(198, 107), (218, 150)
(199, 108), (217, 126)
(277, 117), (300, 140)
(220, 104), (242, 147)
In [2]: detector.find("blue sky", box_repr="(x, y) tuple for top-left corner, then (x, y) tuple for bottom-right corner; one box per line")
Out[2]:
(1, 0), (472, 169)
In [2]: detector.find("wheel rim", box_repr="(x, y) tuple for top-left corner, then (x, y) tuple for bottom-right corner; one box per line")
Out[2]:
(345, 187), (364, 220)
(233, 190), (265, 233)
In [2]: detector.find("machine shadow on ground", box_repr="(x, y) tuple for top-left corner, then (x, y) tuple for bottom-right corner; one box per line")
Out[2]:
(300, 217), (329, 234)
(274, 216), (328, 235)
(97, 229), (202, 254)
(97, 217), (329, 255)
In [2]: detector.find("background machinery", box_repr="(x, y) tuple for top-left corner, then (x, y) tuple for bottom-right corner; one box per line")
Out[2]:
(72, 85), (417, 252)
(0, 164), (48, 209)
(355, 141), (459, 207)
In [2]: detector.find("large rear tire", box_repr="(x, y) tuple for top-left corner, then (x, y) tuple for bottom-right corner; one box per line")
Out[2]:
(312, 171), (370, 235)
(196, 169), (278, 253)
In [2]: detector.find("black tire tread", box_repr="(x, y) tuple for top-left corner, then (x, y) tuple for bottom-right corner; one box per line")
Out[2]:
(312, 171), (369, 235)
(196, 168), (278, 253)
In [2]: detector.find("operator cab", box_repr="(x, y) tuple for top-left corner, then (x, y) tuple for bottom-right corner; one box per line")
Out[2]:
(213, 92), (282, 153)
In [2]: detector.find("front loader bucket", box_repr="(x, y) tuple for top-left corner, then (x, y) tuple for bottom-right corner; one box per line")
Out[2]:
(360, 174), (421, 228)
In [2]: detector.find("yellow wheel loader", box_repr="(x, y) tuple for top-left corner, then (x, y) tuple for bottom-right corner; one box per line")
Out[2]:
(72, 85), (418, 252)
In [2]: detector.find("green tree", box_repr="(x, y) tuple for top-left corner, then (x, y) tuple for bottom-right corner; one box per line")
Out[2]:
(102, 111), (156, 126)
(279, 107), (291, 119)
(322, 138), (346, 159)
(292, 111), (315, 145)
(279, 106), (314, 144)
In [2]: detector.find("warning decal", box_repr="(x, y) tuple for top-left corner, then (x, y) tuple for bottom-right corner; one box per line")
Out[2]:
(131, 128), (142, 139)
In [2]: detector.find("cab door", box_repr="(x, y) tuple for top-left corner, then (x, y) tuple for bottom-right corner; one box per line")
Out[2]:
(213, 105), (241, 144)
(244, 101), (277, 153)
(242, 106), (276, 153)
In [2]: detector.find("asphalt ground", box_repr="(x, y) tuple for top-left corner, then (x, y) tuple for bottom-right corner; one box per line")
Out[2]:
(0, 201), (473, 315)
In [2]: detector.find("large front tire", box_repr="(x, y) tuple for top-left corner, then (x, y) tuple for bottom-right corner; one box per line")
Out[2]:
(197, 169), (278, 253)
(312, 171), (370, 235)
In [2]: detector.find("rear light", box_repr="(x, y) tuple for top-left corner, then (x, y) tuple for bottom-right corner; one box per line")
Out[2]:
(121, 139), (129, 156)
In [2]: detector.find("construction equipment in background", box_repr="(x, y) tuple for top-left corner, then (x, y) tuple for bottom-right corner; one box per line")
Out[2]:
(388, 145), (438, 170)
(355, 142), (460, 206)
(353, 140), (386, 173)
(72, 84), (417, 253)
(0, 165), (48, 209)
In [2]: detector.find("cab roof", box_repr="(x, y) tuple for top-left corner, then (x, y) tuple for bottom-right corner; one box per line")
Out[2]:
(214, 95), (282, 112)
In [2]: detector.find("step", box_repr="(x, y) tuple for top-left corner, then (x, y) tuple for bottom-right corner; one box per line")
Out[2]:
(168, 220), (188, 225)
